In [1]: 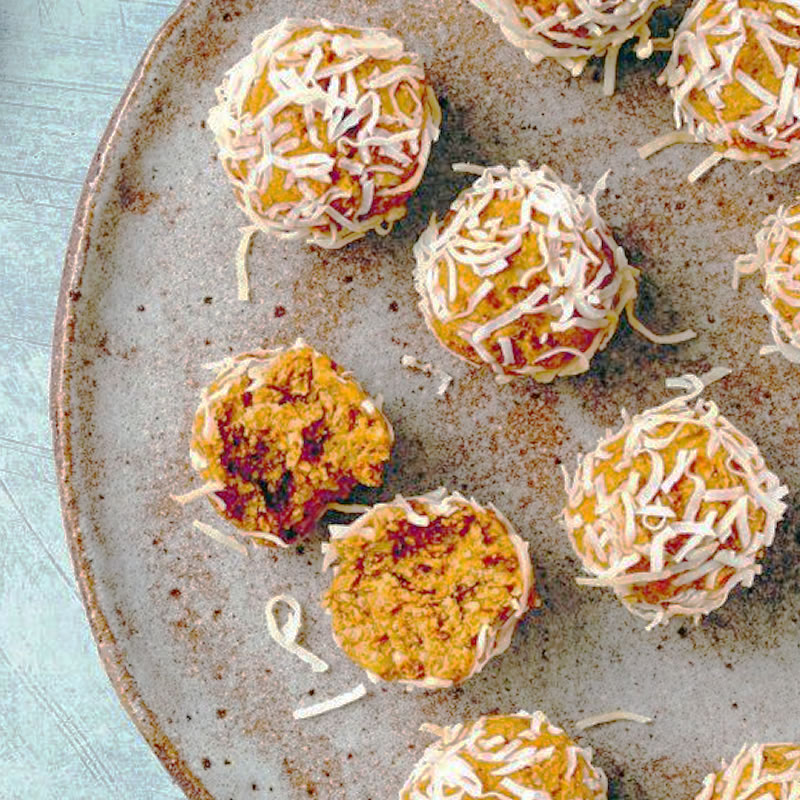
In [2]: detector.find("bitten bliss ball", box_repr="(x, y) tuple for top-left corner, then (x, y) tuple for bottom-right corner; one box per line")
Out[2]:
(413, 161), (693, 384)
(207, 18), (441, 248)
(400, 710), (608, 800)
(695, 743), (800, 800)
(468, 0), (671, 95)
(321, 490), (537, 689)
(562, 373), (788, 628)
(186, 341), (393, 546)
(735, 199), (800, 363)
(653, 0), (800, 178)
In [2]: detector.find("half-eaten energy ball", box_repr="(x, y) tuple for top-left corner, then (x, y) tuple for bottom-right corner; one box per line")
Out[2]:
(322, 490), (537, 689)
(186, 341), (393, 546)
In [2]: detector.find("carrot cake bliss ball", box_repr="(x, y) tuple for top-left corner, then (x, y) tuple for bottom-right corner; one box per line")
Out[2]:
(322, 489), (538, 688)
(208, 17), (441, 247)
(180, 341), (393, 547)
(413, 161), (694, 384)
(400, 710), (608, 800)
(468, 0), (672, 95)
(643, 0), (800, 180)
(562, 372), (787, 628)
(693, 743), (800, 800)
(735, 198), (800, 363)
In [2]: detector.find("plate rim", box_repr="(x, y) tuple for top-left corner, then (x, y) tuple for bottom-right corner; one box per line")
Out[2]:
(49, 0), (214, 796)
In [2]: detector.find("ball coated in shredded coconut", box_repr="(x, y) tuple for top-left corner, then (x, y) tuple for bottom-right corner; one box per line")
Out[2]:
(207, 18), (441, 248)
(694, 743), (800, 800)
(562, 374), (788, 627)
(400, 710), (608, 800)
(468, 0), (671, 95)
(660, 0), (800, 176)
(735, 199), (800, 363)
(413, 162), (641, 384)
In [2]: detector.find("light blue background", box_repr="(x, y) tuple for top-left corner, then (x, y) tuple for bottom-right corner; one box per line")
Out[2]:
(0, 0), (184, 797)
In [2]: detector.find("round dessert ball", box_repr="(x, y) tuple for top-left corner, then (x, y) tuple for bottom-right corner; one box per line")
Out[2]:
(189, 341), (393, 545)
(400, 710), (608, 800)
(321, 490), (538, 688)
(468, 0), (670, 95)
(735, 199), (800, 363)
(696, 744), (800, 800)
(207, 18), (441, 248)
(562, 373), (788, 627)
(661, 0), (800, 176)
(413, 162), (648, 384)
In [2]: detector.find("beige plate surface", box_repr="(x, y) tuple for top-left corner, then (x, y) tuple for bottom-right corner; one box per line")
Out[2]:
(51, 0), (800, 798)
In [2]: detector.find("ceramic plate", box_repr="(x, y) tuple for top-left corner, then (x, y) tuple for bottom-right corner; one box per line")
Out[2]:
(52, 0), (800, 798)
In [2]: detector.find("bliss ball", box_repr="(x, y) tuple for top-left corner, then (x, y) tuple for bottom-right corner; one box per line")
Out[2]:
(735, 199), (800, 363)
(208, 18), (441, 248)
(413, 161), (692, 384)
(400, 710), (608, 800)
(562, 373), (787, 627)
(189, 341), (393, 545)
(468, 0), (671, 95)
(322, 490), (537, 689)
(660, 0), (800, 177)
(695, 744), (800, 800)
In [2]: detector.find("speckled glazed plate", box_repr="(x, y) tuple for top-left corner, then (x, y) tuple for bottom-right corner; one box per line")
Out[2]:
(51, 1), (800, 798)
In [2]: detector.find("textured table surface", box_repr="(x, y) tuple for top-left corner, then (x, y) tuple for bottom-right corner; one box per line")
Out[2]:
(0, 0), (183, 797)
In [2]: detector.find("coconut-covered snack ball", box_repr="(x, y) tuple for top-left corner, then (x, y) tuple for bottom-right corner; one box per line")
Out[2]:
(695, 744), (800, 800)
(413, 161), (693, 384)
(207, 18), (441, 248)
(562, 372), (788, 628)
(186, 341), (393, 546)
(735, 199), (800, 363)
(400, 710), (608, 800)
(654, 0), (800, 179)
(468, 0), (670, 95)
(321, 490), (538, 689)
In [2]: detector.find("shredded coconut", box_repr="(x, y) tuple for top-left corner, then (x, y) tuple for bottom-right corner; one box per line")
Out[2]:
(637, 130), (696, 159)
(401, 353), (454, 397)
(414, 161), (693, 384)
(292, 683), (367, 719)
(401, 353), (434, 374)
(563, 371), (788, 626)
(734, 199), (800, 363)
(625, 299), (696, 344)
(208, 18), (441, 248)
(170, 482), (225, 505)
(265, 594), (329, 673)
(575, 710), (654, 730)
(235, 225), (259, 301)
(192, 520), (248, 556)
(400, 711), (607, 800)
(700, 743), (800, 800)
